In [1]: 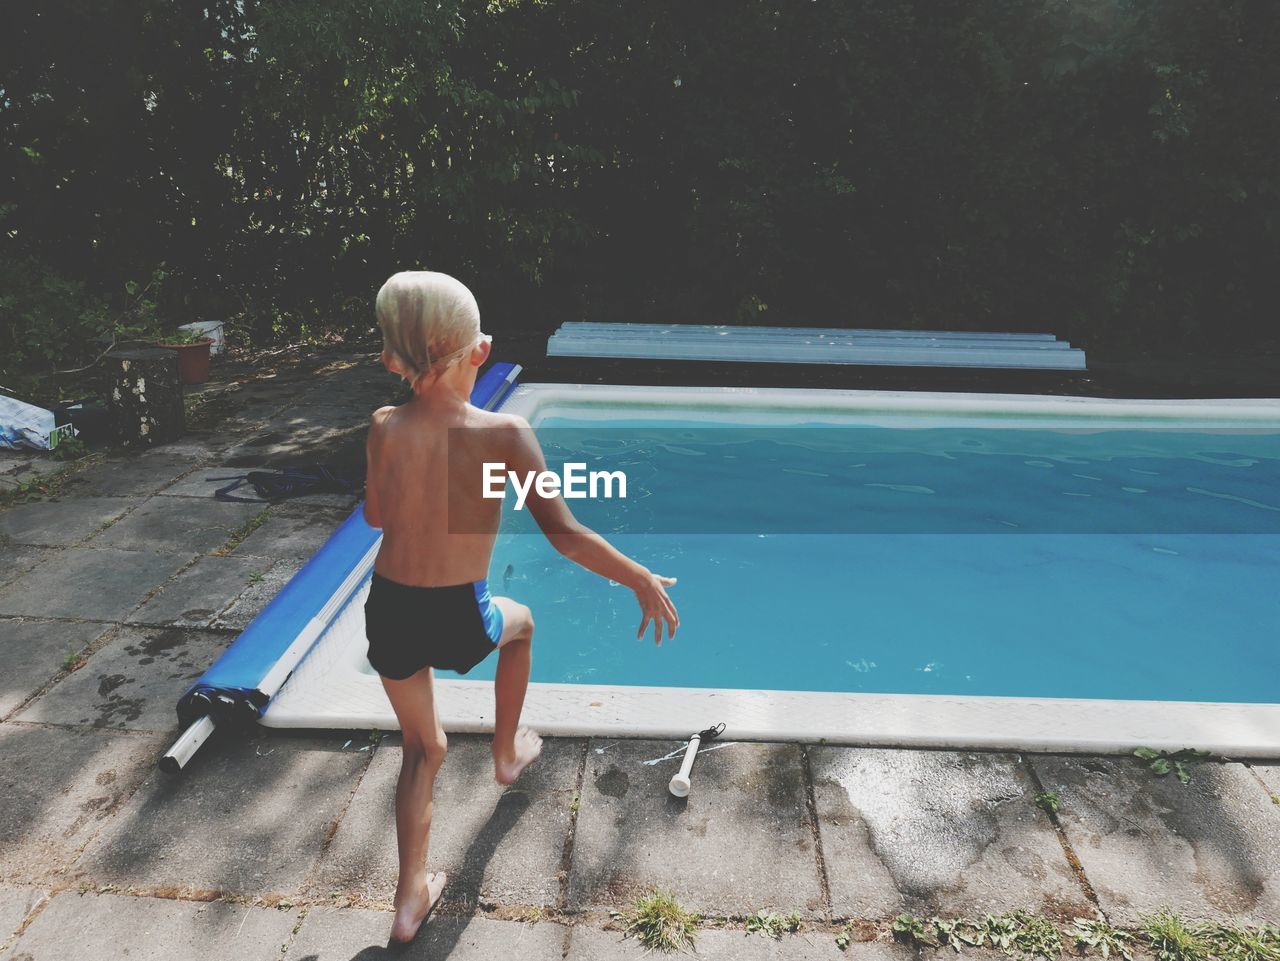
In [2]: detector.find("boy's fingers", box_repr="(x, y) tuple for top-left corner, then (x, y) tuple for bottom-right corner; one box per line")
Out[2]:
(661, 594), (679, 622)
(637, 615), (651, 640)
(660, 595), (679, 627)
(659, 576), (677, 586)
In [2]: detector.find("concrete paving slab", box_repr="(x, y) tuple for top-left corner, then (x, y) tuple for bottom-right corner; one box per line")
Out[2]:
(17, 626), (228, 733)
(149, 435), (222, 460)
(568, 739), (823, 918)
(1252, 764), (1280, 802)
(288, 907), (566, 960)
(0, 886), (46, 949)
(0, 547), (196, 621)
(212, 559), (302, 631)
(0, 544), (51, 590)
(0, 619), (110, 717)
(311, 735), (580, 908)
(0, 725), (162, 881)
(126, 554), (275, 628)
(810, 748), (1089, 919)
(2, 890), (297, 961)
(1031, 755), (1280, 924)
(78, 733), (368, 896)
(89, 496), (263, 554)
(568, 924), (879, 960)
(0, 451), (66, 491)
(63, 451), (203, 499)
(233, 508), (348, 560)
(221, 421), (366, 469)
(156, 466), (264, 499)
(0, 497), (131, 547)
(158, 467), (356, 508)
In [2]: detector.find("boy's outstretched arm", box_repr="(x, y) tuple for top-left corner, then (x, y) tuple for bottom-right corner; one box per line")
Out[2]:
(504, 418), (679, 645)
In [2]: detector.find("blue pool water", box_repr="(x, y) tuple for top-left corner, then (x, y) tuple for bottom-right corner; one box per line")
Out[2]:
(458, 421), (1280, 704)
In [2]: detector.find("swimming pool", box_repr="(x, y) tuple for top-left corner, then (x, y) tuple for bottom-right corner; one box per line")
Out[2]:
(265, 383), (1280, 755)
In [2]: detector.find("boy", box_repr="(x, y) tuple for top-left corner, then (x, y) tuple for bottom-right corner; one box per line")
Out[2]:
(363, 271), (679, 942)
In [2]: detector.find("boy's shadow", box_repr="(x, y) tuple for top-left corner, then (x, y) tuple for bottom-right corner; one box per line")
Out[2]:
(294, 789), (532, 961)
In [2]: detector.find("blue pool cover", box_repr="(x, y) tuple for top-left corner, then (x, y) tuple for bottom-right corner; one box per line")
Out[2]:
(176, 361), (522, 727)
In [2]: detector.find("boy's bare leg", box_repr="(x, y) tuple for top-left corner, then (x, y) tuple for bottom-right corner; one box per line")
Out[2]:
(380, 668), (449, 943)
(491, 597), (542, 785)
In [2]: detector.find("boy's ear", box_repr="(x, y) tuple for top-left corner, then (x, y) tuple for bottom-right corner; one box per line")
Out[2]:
(381, 349), (408, 380)
(471, 336), (492, 367)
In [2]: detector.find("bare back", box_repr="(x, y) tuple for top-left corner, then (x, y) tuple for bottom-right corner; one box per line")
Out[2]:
(366, 399), (516, 587)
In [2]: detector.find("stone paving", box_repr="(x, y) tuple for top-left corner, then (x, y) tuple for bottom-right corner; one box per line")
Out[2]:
(1, 349), (1278, 959)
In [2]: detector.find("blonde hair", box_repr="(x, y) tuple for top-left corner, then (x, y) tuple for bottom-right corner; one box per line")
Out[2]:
(376, 271), (482, 388)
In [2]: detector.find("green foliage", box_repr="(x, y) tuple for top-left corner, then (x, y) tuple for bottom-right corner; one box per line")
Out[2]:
(934, 917), (989, 952)
(1134, 747), (1211, 785)
(1141, 912), (1213, 961)
(896, 912), (1061, 960)
(1071, 916), (1134, 961)
(744, 910), (801, 939)
(1034, 791), (1062, 815)
(1138, 914), (1280, 961)
(893, 913), (930, 943)
(888, 911), (1280, 961)
(0, 257), (168, 387)
(50, 433), (88, 462)
(3, 1), (1279, 372)
(616, 890), (698, 953)
(836, 923), (855, 950)
(1210, 923), (1280, 961)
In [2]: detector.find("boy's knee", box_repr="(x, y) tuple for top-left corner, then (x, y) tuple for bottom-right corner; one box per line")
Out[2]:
(503, 604), (534, 645)
(405, 733), (448, 768)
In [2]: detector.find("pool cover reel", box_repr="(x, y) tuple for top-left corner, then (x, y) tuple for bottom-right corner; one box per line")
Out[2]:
(164, 362), (521, 771)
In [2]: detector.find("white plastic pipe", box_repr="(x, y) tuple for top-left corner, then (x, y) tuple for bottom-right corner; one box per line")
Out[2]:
(668, 732), (703, 798)
(160, 715), (216, 773)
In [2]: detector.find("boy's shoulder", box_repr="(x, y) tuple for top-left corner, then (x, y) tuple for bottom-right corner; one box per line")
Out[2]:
(466, 407), (530, 432)
(368, 404), (398, 433)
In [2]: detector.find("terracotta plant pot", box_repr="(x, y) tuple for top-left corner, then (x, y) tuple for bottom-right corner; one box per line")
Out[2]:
(158, 338), (214, 385)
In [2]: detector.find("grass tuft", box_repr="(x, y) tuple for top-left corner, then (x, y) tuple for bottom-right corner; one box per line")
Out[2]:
(617, 890), (699, 953)
(1141, 911), (1213, 961)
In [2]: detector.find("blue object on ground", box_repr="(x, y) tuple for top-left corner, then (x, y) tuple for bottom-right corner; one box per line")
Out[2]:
(175, 361), (522, 727)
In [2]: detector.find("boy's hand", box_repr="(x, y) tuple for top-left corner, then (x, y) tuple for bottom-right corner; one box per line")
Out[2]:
(635, 572), (679, 646)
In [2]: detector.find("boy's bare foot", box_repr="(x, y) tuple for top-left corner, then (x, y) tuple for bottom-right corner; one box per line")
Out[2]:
(389, 871), (447, 945)
(493, 727), (543, 785)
